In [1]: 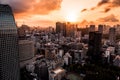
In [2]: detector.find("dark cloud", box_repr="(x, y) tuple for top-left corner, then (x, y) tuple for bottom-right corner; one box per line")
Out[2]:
(97, 14), (119, 22)
(0, 0), (62, 14)
(81, 9), (87, 12)
(104, 8), (111, 12)
(97, 0), (109, 6)
(97, 0), (120, 7)
(1, 0), (34, 13)
(111, 0), (120, 7)
(97, 0), (120, 12)
(83, 0), (120, 13)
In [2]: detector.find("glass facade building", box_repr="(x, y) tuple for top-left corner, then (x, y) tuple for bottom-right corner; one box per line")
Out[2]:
(88, 31), (102, 63)
(0, 4), (20, 80)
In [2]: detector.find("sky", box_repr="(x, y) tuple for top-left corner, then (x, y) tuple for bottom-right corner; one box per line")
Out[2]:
(0, 0), (120, 27)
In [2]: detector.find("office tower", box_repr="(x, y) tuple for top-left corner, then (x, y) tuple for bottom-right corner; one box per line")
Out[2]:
(19, 40), (34, 67)
(116, 24), (120, 35)
(34, 61), (49, 80)
(56, 22), (66, 37)
(88, 31), (102, 63)
(62, 22), (67, 37)
(66, 22), (71, 37)
(89, 25), (95, 32)
(113, 55), (120, 67)
(0, 4), (20, 80)
(47, 26), (54, 33)
(109, 27), (116, 46)
(98, 24), (104, 33)
(56, 22), (61, 33)
(66, 22), (77, 37)
(75, 29), (81, 40)
(117, 41), (120, 55)
(102, 25), (109, 34)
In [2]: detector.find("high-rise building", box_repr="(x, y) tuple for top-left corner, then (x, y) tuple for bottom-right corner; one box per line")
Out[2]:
(56, 22), (66, 37)
(103, 25), (110, 34)
(88, 31), (102, 63)
(89, 25), (95, 32)
(56, 22), (62, 33)
(115, 24), (120, 35)
(34, 60), (49, 80)
(66, 22), (77, 37)
(62, 22), (67, 37)
(0, 4), (20, 80)
(109, 27), (116, 46)
(98, 24), (104, 33)
(56, 22), (77, 37)
(19, 40), (34, 62)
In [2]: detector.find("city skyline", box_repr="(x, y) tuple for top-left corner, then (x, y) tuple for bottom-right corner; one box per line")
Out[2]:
(0, 3), (120, 80)
(0, 0), (120, 27)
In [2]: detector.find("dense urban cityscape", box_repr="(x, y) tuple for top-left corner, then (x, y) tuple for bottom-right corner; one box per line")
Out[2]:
(0, 0), (120, 80)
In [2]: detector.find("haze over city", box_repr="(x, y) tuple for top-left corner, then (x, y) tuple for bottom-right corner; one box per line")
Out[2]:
(1, 0), (120, 27)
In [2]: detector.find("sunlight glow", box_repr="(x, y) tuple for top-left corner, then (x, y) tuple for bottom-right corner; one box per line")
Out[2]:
(66, 13), (78, 22)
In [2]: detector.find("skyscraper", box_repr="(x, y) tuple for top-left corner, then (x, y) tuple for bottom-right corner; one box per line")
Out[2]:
(98, 24), (104, 33)
(109, 27), (116, 46)
(89, 25), (95, 32)
(0, 4), (20, 80)
(56, 22), (66, 37)
(66, 22), (77, 37)
(56, 22), (62, 33)
(88, 31), (102, 63)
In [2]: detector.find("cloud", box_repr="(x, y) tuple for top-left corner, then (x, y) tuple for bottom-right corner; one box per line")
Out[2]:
(81, 9), (87, 12)
(80, 20), (89, 25)
(97, 0), (120, 12)
(32, 0), (62, 14)
(1, 0), (62, 15)
(1, 0), (34, 13)
(103, 8), (111, 12)
(97, 0), (109, 6)
(97, 14), (119, 22)
(91, 7), (96, 10)
(112, 0), (120, 7)
(82, 0), (120, 13)
(97, 0), (120, 7)
(79, 20), (95, 26)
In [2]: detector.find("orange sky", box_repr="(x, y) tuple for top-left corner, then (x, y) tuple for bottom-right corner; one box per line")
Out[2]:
(1, 0), (120, 27)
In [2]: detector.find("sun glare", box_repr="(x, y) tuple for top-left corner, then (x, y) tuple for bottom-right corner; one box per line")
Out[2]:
(66, 13), (78, 22)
